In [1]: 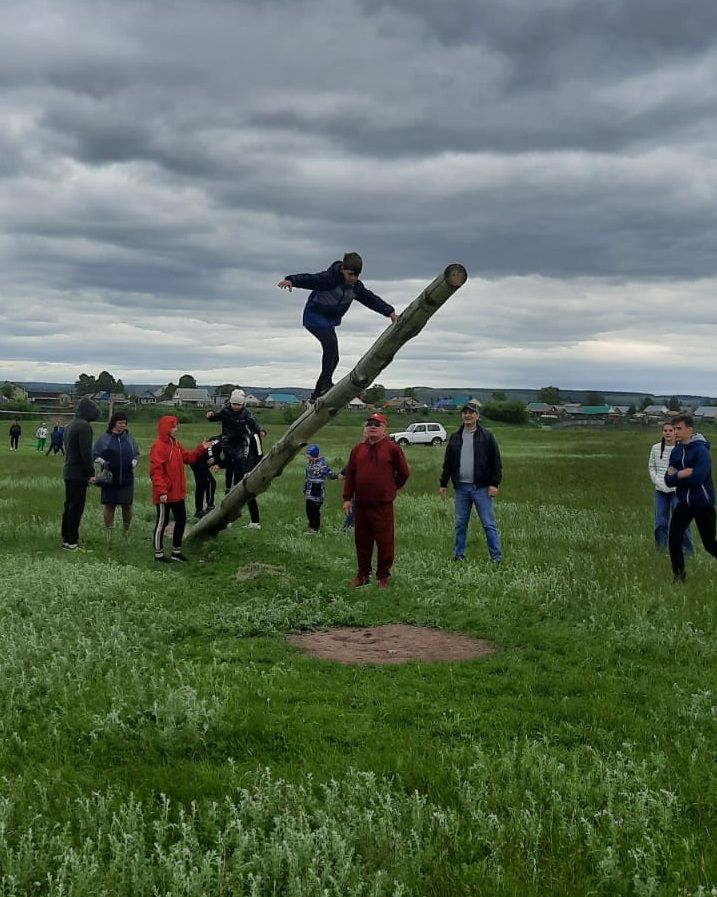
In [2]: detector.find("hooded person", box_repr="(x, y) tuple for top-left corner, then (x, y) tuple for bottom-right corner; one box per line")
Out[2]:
(205, 388), (265, 527)
(665, 413), (717, 581)
(60, 397), (100, 550)
(148, 415), (209, 563)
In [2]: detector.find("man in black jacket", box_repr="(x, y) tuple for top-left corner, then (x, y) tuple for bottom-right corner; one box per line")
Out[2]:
(61, 397), (100, 550)
(439, 401), (502, 562)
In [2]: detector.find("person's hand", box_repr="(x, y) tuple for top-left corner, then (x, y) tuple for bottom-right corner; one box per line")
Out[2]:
(439, 486), (447, 498)
(201, 440), (213, 449)
(488, 486), (499, 498)
(338, 473), (345, 480)
(131, 459), (138, 467)
(205, 411), (213, 420)
(342, 500), (352, 514)
(159, 494), (168, 504)
(260, 429), (268, 437)
(678, 467), (694, 479)
(667, 466), (676, 476)
(89, 476), (96, 485)
(390, 312), (398, 324)
(277, 279), (293, 291)
(210, 465), (220, 473)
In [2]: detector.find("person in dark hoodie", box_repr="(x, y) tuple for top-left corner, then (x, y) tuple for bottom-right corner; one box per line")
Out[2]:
(9, 420), (21, 451)
(61, 397), (100, 551)
(149, 416), (209, 563)
(665, 412), (717, 582)
(278, 252), (398, 402)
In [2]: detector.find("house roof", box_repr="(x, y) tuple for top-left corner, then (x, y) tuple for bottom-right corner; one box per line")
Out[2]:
(174, 387), (211, 401)
(266, 393), (300, 404)
(642, 405), (669, 415)
(579, 405), (611, 414)
(695, 406), (717, 418)
(348, 397), (366, 406)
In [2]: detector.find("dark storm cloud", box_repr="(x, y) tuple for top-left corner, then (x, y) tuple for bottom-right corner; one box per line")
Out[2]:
(1, 0), (716, 391)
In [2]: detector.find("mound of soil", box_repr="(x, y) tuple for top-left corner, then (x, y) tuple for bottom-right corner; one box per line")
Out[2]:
(288, 624), (496, 665)
(236, 563), (286, 581)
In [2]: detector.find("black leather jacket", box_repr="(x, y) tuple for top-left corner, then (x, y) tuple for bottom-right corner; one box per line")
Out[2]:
(440, 425), (502, 489)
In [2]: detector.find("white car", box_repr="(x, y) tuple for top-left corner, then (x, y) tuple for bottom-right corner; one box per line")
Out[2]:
(389, 422), (447, 446)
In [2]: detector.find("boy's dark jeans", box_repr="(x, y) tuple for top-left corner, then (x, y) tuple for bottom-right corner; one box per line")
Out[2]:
(669, 504), (717, 575)
(306, 325), (339, 400)
(305, 500), (322, 531)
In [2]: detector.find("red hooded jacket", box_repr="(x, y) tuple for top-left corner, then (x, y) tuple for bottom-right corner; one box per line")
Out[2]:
(149, 416), (206, 504)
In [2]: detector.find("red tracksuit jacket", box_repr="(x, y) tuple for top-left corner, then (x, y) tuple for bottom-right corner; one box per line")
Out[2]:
(342, 437), (409, 505)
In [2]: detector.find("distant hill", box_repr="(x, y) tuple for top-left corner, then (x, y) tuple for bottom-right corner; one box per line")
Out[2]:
(10, 381), (713, 406)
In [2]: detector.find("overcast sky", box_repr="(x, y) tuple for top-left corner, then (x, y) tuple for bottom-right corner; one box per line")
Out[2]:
(1, 0), (716, 395)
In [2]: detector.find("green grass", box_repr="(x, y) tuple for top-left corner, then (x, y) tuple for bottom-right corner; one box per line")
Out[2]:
(0, 417), (716, 895)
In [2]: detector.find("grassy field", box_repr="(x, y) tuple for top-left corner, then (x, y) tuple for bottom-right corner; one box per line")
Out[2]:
(0, 414), (715, 896)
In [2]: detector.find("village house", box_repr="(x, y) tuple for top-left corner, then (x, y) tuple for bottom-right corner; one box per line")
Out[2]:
(171, 387), (212, 407)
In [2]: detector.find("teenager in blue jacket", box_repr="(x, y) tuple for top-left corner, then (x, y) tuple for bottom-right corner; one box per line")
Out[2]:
(665, 412), (717, 581)
(278, 252), (398, 402)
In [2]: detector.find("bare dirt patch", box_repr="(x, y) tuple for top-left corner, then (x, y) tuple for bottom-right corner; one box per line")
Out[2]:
(288, 624), (496, 665)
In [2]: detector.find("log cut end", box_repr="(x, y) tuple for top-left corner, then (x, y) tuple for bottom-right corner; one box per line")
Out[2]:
(444, 264), (468, 288)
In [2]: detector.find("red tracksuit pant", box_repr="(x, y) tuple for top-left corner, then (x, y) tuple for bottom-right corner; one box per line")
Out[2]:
(354, 502), (395, 580)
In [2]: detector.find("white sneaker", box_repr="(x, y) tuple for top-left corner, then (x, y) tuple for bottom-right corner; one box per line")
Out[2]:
(245, 522), (261, 529)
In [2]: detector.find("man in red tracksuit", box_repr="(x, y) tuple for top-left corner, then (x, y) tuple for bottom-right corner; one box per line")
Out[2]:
(342, 412), (409, 588)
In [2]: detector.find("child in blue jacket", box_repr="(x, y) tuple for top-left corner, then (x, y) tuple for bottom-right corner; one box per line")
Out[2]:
(278, 252), (398, 402)
(303, 444), (338, 534)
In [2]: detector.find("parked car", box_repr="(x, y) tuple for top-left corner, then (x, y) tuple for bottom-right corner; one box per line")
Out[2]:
(389, 422), (447, 446)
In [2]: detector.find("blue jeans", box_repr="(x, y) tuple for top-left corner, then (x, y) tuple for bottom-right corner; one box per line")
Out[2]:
(454, 483), (501, 561)
(655, 490), (692, 553)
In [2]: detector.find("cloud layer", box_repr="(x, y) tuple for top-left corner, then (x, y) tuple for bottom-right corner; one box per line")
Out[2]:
(1, 0), (716, 394)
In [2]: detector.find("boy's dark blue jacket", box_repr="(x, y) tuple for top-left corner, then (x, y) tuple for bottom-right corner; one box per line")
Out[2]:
(286, 260), (394, 330)
(665, 433), (715, 507)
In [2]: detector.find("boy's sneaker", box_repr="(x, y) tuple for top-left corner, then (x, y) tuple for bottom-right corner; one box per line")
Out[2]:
(376, 577), (390, 589)
(193, 509), (205, 519)
(350, 575), (369, 588)
(673, 571), (686, 583)
(154, 555), (171, 564)
(171, 552), (189, 562)
(305, 528), (318, 536)
(245, 522), (261, 529)
(452, 555), (465, 562)
(62, 542), (79, 551)
(206, 504), (215, 511)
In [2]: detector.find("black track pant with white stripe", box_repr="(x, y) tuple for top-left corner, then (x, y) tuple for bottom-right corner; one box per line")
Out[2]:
(153, 500), (187, 557)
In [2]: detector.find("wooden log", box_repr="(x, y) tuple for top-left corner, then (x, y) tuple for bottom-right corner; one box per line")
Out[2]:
(188, 263), (468, 541)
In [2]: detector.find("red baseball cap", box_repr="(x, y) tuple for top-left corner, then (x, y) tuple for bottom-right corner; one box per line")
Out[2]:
(366, 412), (387, 425)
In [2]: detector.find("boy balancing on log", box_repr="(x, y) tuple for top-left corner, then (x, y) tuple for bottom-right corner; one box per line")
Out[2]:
(278, 252), (398, 402)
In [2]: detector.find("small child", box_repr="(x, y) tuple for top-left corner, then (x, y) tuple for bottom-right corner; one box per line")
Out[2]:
(189, 435), (222, 518)
(149, 416), (209, 563)
(303, 443), (338, 534)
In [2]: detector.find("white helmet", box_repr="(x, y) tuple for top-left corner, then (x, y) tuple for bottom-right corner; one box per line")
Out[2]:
(229, 388), (245, 405)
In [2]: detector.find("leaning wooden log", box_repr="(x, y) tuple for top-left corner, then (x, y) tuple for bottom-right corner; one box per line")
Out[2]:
(188, 263), (468, 541)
